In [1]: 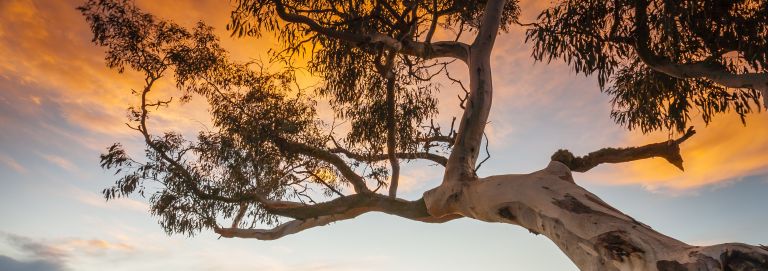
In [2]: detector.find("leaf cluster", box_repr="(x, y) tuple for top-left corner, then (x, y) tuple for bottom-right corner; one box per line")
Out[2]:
(527, 0), (766, 133)
(83, 0), (344, 235)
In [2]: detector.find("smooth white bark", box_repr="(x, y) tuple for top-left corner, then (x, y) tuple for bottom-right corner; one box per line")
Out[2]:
(432, 161), (768, 270)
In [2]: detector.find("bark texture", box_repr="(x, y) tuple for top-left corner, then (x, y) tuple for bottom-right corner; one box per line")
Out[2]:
(425, 161), (768, 271)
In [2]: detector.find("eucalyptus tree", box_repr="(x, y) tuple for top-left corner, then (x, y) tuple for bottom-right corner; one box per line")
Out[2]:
(81, 0), (768, 269)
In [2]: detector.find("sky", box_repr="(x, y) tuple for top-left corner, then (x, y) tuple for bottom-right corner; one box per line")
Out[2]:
(1, 0), (768, 270)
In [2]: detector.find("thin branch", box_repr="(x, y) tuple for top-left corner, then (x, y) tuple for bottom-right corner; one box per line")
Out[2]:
(330, 145), (448, 166)
(274, 138), (371, 194)
(382, 51), (400, 197)
(443, 60), (469, 109)
(303, 170), (345, 197)
(475, 131), (491, 171)
(424, 0), (439, 43)
(231, 203), (248, 228)
(418, 135), (453, 144)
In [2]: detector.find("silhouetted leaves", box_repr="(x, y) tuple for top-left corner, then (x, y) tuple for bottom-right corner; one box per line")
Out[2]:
(527, 0), (766, 133)
(82, 0), (330, 236)
(83, 0), (768, 239)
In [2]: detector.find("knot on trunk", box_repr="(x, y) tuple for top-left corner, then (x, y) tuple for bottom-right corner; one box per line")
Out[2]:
(544, 160), (574, 182)
(720, 248), (768, 270)
(596, 230), (645, 262)
(423, 183), (468, 218)
(552, 194), (597, 214)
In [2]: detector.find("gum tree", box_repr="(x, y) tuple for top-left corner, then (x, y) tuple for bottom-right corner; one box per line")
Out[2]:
(81, 0), (768, 269)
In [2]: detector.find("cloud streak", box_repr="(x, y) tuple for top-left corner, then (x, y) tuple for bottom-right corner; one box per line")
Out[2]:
(1, 232), (137, 271)
(0, 153), (26, 173)
(68, 187), (149, 213)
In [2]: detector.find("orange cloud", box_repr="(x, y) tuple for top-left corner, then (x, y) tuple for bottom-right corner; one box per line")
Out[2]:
(0, 0), (276, 141)
(55, 238), (135, 255)
(0, 0), (326, 146)
(0, 0), (141, 136)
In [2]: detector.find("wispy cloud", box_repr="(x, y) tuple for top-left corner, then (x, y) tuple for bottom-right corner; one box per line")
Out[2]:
(40, 154), (78, 172)
(53, 238), (135, 257)
(0, 153), (26, 173)
(68, 187), (148, 213)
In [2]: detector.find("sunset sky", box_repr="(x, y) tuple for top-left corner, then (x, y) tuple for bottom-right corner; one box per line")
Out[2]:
(2, 0), (768, 270)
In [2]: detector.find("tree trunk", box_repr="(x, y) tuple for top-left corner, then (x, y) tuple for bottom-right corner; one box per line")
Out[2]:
(425, 161), (768, 270)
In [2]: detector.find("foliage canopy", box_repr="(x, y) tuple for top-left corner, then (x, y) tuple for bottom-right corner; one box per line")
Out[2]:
(81, 0), (767, 238)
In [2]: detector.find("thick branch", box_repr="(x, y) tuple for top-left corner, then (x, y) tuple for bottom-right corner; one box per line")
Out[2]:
(424, 0), (507, 218)
(443, 0), (506, 181)
(215, 213), (359, 240)
(424, 0), (439, 43)
(266, 193), (415, 220)
(552, 127), (696, 172)
(455, 161), (768, 270)
(215, 194), (461, 240)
